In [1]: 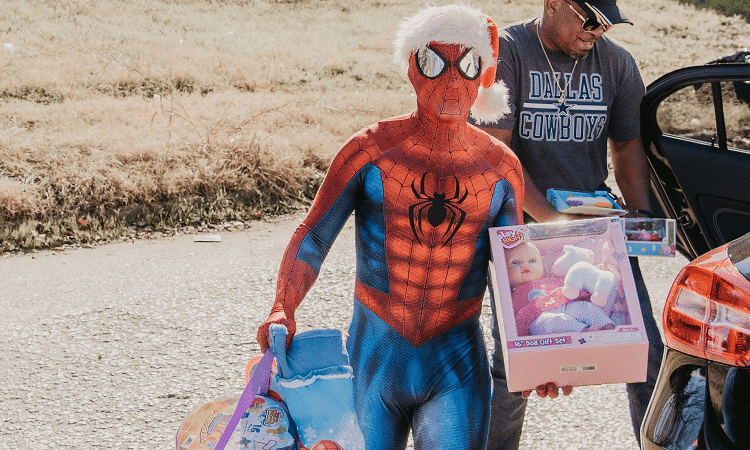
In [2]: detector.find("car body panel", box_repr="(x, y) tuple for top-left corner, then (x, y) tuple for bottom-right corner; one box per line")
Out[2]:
(642, 348), (750, 450)
(640, 60), (750, 450)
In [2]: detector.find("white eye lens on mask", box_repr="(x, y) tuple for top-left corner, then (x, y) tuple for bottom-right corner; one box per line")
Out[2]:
(457, 48), (481, 79)
(416, 46), (447, 78)
(415, 46), (481, 80)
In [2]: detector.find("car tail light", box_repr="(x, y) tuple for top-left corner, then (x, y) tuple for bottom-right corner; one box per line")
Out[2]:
(663, 245), (750, 366)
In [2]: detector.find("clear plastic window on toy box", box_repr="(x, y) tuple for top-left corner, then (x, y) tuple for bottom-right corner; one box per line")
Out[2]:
(491, 218), (638, 338)
(622, 217), (677, 257)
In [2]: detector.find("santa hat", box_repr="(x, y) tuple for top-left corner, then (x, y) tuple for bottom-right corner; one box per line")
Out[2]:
(393, 3), (509, 124)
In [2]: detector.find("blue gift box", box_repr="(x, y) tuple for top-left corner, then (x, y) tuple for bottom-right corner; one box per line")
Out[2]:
(547, 189), (625, 216)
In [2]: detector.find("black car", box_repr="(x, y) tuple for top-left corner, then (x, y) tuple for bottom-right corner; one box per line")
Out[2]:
(639, 56), (750, 449)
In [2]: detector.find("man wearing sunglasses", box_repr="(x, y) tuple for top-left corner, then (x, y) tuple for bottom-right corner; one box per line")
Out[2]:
(473, 1), (664, 449)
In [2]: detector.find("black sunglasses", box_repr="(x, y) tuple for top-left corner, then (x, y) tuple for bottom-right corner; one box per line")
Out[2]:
(415, 46), (482, 80)
(565, 0), (611, 32)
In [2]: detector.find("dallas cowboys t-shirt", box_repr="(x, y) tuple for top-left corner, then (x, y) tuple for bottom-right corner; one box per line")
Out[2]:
(481, 18), (645, 195)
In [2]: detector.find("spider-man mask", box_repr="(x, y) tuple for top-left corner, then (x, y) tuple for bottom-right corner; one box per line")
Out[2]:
(408, 42), (482, 122)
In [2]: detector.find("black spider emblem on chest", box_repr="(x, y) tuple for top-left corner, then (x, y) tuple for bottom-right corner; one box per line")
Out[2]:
(409, 173), (468, 246)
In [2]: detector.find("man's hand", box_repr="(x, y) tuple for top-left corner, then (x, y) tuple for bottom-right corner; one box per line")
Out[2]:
(522, 383), (574, 399)
(256, 310), (296, 353)
(623, 209), (653, 219)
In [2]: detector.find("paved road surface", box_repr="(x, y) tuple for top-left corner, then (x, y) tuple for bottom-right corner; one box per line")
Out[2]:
(0, 214), (687, 449)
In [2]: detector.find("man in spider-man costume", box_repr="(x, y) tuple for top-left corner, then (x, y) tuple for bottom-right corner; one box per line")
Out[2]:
(258, 5), (522, 449)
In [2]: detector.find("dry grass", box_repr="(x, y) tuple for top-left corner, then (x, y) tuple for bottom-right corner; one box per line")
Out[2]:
(680, 0), (750, 20)
(1, 0), (750, 251)
(656, 80), (750, 149)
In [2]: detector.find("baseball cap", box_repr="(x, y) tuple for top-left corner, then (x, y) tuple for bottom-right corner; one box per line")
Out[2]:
(571, 0), (633, 26)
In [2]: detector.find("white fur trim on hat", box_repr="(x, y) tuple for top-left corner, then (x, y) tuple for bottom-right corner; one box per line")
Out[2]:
(393, 3), (509, 123)
(393, 4), (494, 76)
(471, 81), (510, 125)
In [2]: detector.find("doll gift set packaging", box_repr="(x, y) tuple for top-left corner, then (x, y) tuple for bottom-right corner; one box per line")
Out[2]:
(488, 217), (649, 392)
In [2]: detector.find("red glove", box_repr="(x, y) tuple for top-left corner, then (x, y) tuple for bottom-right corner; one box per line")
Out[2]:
(256, 309), (296, 353)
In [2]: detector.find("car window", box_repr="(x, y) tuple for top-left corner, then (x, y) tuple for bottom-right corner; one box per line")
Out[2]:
(656, 79), (750, 152)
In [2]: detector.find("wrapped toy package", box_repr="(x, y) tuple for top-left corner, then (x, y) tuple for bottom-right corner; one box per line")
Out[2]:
(489, 217), (649, 392)
(268, 325), (365, 450)
(175, 350), (299, 450)
(176, 327), (364, 450)
(546, 188), (626, 216)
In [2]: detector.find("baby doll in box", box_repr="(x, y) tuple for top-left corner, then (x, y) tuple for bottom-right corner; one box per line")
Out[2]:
(506, 241), (622, 336)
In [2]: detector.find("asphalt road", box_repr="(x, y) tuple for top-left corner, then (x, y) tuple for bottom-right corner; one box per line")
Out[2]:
(0, 214), (688, 450)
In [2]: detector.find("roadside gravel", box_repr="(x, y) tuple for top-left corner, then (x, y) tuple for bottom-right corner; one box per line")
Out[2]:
(0, 214), (686, 450)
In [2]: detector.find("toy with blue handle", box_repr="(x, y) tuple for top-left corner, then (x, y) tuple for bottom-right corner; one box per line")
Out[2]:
(269, 324), (366, 450)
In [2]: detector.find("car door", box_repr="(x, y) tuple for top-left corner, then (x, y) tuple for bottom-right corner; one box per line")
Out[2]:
(641, 61), (750, 260)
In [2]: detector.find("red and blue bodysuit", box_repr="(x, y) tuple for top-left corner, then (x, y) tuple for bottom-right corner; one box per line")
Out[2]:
(257, 7), (523, 448)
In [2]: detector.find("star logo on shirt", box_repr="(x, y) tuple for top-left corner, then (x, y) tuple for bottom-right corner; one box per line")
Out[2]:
(555, 101), (572, 116)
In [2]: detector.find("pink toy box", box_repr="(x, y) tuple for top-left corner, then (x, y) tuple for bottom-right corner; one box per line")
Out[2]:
(488, 217), (649, 392)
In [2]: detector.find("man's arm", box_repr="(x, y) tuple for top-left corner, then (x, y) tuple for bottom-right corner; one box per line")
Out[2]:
(478, 126), (571, 223)
(610, 136), (651, 215)
(477, 127), (574, 399)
